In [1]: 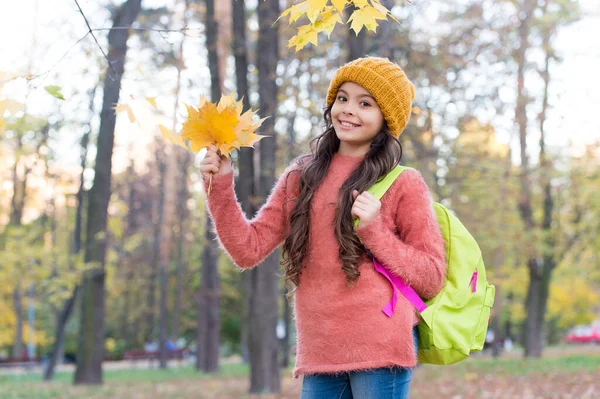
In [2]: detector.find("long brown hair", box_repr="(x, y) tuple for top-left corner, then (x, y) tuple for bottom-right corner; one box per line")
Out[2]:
(281, 104), (403, 290)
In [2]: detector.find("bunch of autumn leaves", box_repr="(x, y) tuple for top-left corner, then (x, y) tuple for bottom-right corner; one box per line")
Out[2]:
(113, 92), (265, 195)
(180, 93), (266, 155)
(179, 93), (266, 195)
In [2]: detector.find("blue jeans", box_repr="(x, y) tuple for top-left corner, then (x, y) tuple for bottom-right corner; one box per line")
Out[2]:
(300, 328), (418, 399)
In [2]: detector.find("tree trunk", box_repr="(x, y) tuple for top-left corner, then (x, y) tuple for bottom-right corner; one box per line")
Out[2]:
(155, 147), (169, 369)
(523, 17), (556, 358)
(10, 137), (25, 360)
(247, 0), (281, 393)
(523, 258), (553, 357)
(515, 1), (535, 231)
(45, 85), (95, 381)
(514, 0), (538, 358)
(171, 0), (190, 344)
(173, 151), (190, 341)
(120, 159), (136, 347)
(145, 178), (160, 343)
(74, 0), (142, 385)
(195, 0), (221, 373)
(232, 0), (253, 365)
(44, 287), (79, 380)
(491, 285), (502, 357)
(196, 217), (220, 372)
(346, 6), (365, 62)
(12, 288), (23, 358)
(9, 132), (30, 226)
(375, 0), (395, 59)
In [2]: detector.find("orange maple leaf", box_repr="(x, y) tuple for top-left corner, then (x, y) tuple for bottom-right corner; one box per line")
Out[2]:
(180, 92), (267, 156)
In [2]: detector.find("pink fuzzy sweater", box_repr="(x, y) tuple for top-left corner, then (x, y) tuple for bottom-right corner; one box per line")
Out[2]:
(204, 152), (446, 377)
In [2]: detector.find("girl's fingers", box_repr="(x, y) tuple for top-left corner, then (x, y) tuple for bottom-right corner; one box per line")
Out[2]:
(361, 191), (376, 200)
(354, 195), (376, 206)
(351, 206), (368, 218)
(206, 152), (218, 162)
(200, 164), (218, 174)
(352, 210), (366, 222)
(352, 203), (367, 212)
(354, 196), (370, 205)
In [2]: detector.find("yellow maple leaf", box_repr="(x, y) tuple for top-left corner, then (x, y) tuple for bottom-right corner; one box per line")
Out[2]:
(314, 7), (342, 38)
(0, 99), (24, 114)
(288, 24), (320, 51)
(158, 124), (186, 148)
(348, 5), (387, 35)
(180, 92), (266, 156)
(279, 0), (398, 52)
(306, 0), (328, 23)
(352, 0), (369, 8)
(279, 1), (310, 25)
(114, 103), (136, 123)
(235, 110), (267, 148)
(0, 98), (24, 136)
(331, 0), (346, 14)
(146, 97), (158, 108)
(371, 0), (398, 24)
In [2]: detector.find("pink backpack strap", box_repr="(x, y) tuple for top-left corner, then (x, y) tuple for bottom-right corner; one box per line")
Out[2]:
(373, 257), (428, 317)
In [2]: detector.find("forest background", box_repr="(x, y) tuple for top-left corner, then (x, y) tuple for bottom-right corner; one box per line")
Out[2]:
(0, 0), (599, 396)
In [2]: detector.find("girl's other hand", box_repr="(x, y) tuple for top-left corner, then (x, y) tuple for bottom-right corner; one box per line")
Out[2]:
(351, 190), (381, 228)
(199, 144), (233, 181)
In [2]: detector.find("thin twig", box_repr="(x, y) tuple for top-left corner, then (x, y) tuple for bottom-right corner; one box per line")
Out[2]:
(91, 26), (203, 34)
(74, 0), (119, 81)
(25, 33), (90, 83)
(23, 7), (202, 84)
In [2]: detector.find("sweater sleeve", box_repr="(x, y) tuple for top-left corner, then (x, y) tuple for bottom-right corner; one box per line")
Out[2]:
(203, 163), (300, 269)
(355, 170), (446, 299)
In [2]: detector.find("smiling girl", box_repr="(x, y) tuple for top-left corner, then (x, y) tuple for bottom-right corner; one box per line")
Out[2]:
(199, 57), (446, 398)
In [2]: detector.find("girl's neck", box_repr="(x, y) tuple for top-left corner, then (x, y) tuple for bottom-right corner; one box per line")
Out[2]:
(337, 142), (369, 158)
(332, 151), (365, 166)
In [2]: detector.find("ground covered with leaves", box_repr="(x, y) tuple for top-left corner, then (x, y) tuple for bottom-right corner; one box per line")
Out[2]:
(0, 346), (598, 398)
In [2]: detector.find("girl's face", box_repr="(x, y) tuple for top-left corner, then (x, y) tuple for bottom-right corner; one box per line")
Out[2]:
(331, 81), (385, 156)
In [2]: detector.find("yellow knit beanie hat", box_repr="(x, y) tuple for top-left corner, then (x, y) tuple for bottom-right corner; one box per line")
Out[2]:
(326, 57), (415, 138)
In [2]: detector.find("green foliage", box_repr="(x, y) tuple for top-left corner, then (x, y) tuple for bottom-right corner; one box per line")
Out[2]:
(44, 85), (65, 100)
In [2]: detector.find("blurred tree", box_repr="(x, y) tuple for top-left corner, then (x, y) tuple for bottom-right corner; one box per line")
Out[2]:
(44, 86), (96, 381)
(171, 0), (193, 348)
(513, 0), (580, 358)
(153, 140), (169, 369)
(345, 4), (365, 62)
(0, 113), (49, 359)
(232, 0), (253, 365)
(74, 0), (142, 385)
(247, 0), (282, 393)
(445, 116), (523, 356)
(196, 0), (222, 374)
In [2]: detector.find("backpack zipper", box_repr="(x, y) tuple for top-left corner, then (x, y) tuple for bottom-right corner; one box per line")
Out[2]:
(469, 270), (478, 293)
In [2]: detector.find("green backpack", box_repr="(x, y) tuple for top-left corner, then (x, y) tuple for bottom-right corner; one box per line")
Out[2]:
(356, 165), (495, 365)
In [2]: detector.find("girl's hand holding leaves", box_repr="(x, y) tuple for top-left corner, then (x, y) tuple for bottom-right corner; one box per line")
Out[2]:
(200, 145), (232, 184)
(180, 92), (267, 196)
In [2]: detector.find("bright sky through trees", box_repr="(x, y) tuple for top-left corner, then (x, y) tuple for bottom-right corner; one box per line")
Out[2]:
(1, 0), (599, 165)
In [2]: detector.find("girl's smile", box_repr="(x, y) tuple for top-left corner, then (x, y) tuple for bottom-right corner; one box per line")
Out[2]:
(331, 81), (385, 156)
(338, 120), (361, 129)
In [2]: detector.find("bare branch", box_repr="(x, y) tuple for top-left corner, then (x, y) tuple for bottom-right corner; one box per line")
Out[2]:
(23, 7), (202, 85)
(91, 26), (204, 37)
(74, 0), (119, 80)
(26, 33), (90, 83)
